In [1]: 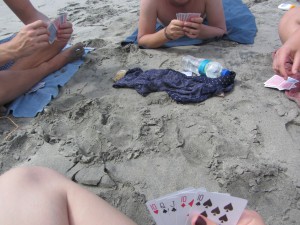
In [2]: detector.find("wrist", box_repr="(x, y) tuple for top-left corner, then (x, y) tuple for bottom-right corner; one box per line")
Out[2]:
(0, 41), (18, 62)
(164, 27), (173, 41)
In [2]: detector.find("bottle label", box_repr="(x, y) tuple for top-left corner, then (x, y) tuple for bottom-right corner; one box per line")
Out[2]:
(198, 59), (211, 76)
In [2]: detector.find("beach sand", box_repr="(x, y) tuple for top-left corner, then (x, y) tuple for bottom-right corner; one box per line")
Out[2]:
(1, 0), (300, 224)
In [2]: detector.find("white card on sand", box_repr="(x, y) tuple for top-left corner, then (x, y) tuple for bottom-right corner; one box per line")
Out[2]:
(264, 74), (299, 91)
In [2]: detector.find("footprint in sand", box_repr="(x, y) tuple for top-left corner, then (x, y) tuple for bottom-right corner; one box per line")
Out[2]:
(285, 120), (300, 146)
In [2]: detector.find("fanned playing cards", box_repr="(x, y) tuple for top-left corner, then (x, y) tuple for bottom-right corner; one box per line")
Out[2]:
(47, 13), (67, 44)
(176, 13), (201, 22)
(146, 187), (247, 225)
(264, 75), (299, 91)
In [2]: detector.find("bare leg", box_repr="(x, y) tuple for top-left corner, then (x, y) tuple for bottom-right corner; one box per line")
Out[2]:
(10, 40), (68, 70)
(0, 166), (138, 225)
(0, 43), (84, 105)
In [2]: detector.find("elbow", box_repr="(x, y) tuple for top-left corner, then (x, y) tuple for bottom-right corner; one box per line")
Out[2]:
(137, 36), (160, 49)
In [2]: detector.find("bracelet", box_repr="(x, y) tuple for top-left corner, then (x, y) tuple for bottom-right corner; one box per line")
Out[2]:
(164, 27), (173, 41)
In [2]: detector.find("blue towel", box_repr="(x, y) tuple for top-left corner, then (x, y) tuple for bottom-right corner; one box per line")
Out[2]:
(121, 0), (257, 47)
(6, 47), (94, 118)
(113, 68), (235, 104)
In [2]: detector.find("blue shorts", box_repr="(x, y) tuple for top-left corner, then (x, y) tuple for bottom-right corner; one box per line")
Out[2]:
(0, 34), (16, 71)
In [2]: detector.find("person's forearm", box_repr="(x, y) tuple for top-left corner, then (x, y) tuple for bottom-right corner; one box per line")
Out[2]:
(282, 28), (300, 50)
(196, 24), (226, 39)
(4, 0), (50, 25)
(138, 29), (170, 48)
(0, 42), (16, 66)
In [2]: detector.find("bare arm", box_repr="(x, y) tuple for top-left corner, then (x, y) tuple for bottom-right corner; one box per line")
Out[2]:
(137, 0), (184, 48)
(273, 8), (300, 79)
(183, 0), (226, 39)
(4, 0), (49, 24)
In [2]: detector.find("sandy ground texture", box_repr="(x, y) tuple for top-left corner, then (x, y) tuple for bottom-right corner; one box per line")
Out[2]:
(1, 0), (300, 224)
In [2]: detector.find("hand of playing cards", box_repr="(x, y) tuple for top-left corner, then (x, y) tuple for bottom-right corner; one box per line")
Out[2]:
(146, 187), (248, 225)
(264, 74), (299, 91)
(176, 13), (201, 22)
(47, 13), (67, 44)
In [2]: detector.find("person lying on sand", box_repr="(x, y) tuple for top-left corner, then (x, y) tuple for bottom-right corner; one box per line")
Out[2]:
(0, 166), (266, 225)
(272, 7), (300, 106)
(0, 0), (84, 106)
(138, 0), (226, 48)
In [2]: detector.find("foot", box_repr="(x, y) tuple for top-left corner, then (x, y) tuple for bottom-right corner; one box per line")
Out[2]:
(46, 42), (85, 72)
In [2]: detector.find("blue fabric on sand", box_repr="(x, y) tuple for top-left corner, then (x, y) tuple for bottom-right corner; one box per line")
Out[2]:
(6, 47), (94, 118)
(0, 34), (16, 70)
(121, 0), (257, 47)
(113, 68), (235, 104)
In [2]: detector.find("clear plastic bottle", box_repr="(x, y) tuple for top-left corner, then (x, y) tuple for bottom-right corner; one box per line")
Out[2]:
(181, 55), (230, 78)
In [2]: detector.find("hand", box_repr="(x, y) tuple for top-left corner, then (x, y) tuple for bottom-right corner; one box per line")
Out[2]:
(273, 44), (300, 80)
(183, 17), (204, 39)
(165, 19), (185, 40)
(9, 20), (49, 59)
(56, 21), (73, 42)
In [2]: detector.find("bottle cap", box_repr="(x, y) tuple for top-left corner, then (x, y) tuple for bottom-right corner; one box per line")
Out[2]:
(198, 59), (211, 76)
(221, 69), (230, 77)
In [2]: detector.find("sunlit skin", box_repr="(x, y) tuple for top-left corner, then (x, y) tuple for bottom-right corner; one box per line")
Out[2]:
(272, 8), (300, 107)
(138, 0), (226, 48)
(0, 0), (84, 106)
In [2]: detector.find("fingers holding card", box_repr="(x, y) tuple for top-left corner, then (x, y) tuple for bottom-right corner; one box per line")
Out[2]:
(47, 13), (68, 44)
(176, 13), (201, 22)
(146, 187), (247, 225)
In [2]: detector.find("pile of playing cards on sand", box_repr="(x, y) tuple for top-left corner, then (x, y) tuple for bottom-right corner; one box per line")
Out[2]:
(47, 13), (67, 44)
(146, 187), (247, 225)
(264, 75), (299, 91)
(176, 13), (201, 22)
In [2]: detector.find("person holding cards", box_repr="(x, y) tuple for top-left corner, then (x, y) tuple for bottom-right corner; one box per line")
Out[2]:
(0, 166), (266, 225)
(0, 0), (84, 106)
(138, 0), (226, 48)
(272, 7), (300, 106)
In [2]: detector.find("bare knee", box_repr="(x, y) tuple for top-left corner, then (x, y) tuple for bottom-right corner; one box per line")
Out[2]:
(0, 166), (60, 188)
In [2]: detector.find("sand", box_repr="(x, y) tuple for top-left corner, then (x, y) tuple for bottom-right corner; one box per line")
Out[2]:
(1, 0), (300, 224)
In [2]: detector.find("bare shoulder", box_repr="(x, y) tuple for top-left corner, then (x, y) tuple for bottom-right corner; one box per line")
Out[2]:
(140, 0), (159, 9)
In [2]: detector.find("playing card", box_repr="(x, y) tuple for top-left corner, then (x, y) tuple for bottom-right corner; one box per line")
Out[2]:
(27, 82), (45, 94)
(175, 190), (198, 225)
(186, 13), (201, 22)
(59, 13), (67, 24)
(48, 22), (57, 44)
(188, 190), (247, 225)
(176, 13), (201, 22)
(146, 199), (164, 225)
(156, 196), (178, 225)
(147, 187), (246, 225)
(264, 75), (285, 88)
(264, 75), (299, 90)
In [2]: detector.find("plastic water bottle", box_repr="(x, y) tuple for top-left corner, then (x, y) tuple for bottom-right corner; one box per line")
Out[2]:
(181, 55), (230, 78)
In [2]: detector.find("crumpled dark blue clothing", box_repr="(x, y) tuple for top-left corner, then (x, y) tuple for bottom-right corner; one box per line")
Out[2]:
(113, 68), (236, 104)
